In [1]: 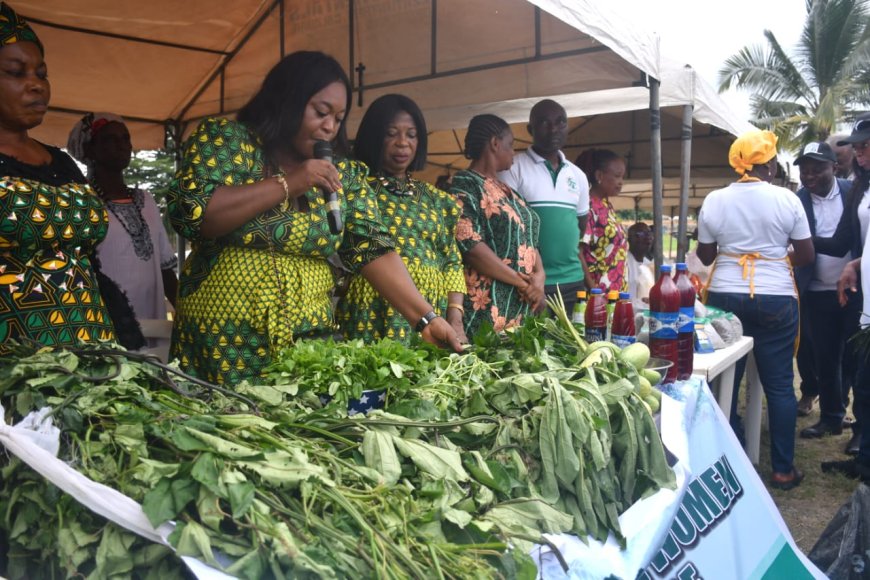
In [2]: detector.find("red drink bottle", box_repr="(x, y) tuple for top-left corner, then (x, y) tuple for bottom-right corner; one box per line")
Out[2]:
(674, 263), (695, 381)
(610, 292), (636, 348)
(649, 264), (679, 383)
(585, 288), (608, 343)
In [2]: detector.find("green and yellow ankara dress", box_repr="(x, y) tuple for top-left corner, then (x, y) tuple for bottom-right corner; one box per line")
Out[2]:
(0, 147), (116, 353)
(336, 175), (466, 341)
(167, 118), (394, 385)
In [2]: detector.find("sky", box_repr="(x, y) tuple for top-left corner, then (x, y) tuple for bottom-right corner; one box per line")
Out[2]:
(610, 0), (808, 123)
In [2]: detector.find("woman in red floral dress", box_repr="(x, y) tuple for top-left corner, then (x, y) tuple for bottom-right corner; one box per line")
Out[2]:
(449, 115), (545, 338)
(577, 148), (628, 292)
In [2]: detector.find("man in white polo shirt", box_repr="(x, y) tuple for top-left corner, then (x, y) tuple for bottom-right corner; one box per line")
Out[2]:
(499, 99), (589, 313)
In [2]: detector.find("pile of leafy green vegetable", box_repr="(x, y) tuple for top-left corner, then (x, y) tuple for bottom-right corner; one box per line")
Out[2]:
(0, 312), (674, 579)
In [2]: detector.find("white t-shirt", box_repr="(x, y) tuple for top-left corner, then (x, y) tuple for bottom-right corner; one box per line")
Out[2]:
(809, 180), (851, 291)
(858, 189), (870, 244)
(698, 181), (811, 297)
(856, 183), (870, 326)
(626, 253), (654, 310)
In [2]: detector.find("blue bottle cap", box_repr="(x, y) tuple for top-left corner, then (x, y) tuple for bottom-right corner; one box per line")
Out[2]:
(619, 292), (631, 300)
(660, 264), (672, 273)
(590, 288), (603, 294)
(676, 263), (688, 270)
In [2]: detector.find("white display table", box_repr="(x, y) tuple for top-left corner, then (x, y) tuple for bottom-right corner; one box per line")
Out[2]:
(691, 336), (763, 463)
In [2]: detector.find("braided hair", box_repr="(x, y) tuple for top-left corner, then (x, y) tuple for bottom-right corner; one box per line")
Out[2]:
(464, 114), (510, 160)
(575, 148), (623, 185)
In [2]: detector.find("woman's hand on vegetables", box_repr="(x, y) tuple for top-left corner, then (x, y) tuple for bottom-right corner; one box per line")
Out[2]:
(449, 319), (469, 345)
(446, 308), (469, 344)
(421, 316), (463, 352)
(284, 159), (343, 199)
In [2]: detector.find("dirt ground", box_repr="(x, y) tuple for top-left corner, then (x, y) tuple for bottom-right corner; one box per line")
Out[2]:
(742, 381), (862, 555)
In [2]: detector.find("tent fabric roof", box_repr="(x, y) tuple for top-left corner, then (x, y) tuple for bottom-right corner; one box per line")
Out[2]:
(20, 0), (661, 150)
(17, 0), (750, 212)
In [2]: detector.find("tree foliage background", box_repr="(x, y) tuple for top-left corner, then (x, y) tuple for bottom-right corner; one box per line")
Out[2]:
(126, 149), (178, 245)
(718, 0), (870, 152)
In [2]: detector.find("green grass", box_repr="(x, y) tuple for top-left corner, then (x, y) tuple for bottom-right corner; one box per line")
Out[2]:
(737, 372), (860, 555)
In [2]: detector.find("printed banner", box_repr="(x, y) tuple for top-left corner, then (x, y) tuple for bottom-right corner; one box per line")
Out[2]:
(533, 378), (825, 579)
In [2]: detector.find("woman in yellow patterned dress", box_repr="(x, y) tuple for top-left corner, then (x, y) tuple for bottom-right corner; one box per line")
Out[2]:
(0, 4), (140, 353)
(167, 52), (461, 386)
(336, 94), (467, 343)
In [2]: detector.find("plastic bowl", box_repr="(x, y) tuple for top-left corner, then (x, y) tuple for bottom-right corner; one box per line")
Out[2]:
(645, 357), (674, 375)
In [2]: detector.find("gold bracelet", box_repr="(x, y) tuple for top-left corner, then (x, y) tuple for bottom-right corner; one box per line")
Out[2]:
(447, 303), (464, 314)
(275, 173), (290, 211)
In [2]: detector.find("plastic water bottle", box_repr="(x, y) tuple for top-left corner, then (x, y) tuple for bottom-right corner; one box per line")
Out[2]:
(649, 265), (679, 383)
(605, 290), (619, 340)
(674, 263), (695, 381)
(585, 288), (608, 343)
(572, 290), (587, 335)
(610, 292), (636, 348)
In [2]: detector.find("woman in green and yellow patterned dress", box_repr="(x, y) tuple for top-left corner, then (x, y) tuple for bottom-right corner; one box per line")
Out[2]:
(449, 115), (546, 339)
(336, 94), (468, 343)
(0, 4), (139, 353)
(167, 52), (461, 386)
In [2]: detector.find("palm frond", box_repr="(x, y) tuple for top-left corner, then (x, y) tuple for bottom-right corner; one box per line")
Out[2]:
(762, 30), (817, 106)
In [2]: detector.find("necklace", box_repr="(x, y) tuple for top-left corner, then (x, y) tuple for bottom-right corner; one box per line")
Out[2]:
(90, 181), (154, 261)
(374, 173), (420, 198)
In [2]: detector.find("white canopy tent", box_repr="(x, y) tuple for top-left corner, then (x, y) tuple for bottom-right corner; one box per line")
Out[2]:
(17, 0), (748, 264)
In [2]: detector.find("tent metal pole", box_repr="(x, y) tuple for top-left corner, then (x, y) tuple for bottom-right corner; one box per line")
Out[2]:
(279, 0), (285, 57)
(431, 0), (438, 75)
(166, 120), (187, 275)
(349, 0), (355, 91)
(676, 104), (693, 262)
(649, 78), (663, 271)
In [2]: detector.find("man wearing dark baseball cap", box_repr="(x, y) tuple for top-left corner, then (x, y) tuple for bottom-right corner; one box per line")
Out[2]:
(793, 141), (858, 445)
(836, 113), (870, 147)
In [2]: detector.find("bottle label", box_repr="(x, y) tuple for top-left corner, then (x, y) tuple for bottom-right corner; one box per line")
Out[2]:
(677, 306), (695, 333)
(649, 311), (679, 339)
(586, 328), (606, 342)
(612, 334), (636, 348)
(572, 310), (584, 324)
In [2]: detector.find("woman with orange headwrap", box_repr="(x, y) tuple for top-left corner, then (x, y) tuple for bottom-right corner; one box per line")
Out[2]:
(696, 129), (815, 490)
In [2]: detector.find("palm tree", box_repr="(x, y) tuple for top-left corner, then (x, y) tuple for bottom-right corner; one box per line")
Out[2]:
(718, 0), (870, 152)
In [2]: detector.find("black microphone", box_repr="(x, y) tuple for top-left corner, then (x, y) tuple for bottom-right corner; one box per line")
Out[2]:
(313, 140), (344, 235)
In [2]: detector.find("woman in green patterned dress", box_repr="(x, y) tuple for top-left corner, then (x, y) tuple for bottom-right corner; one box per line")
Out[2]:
(167, 52), (461, 386)
(449, 115), (546, 338)
(0, 4), (140, 353)
(337, 94), (467, 343)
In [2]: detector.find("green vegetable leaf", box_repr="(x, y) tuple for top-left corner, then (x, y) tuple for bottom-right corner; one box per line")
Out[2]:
(227, 481), (256, 518)
(361, 430), (402, 485)
(392, 437), (469, 482)
(142, 477), (199, 526)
